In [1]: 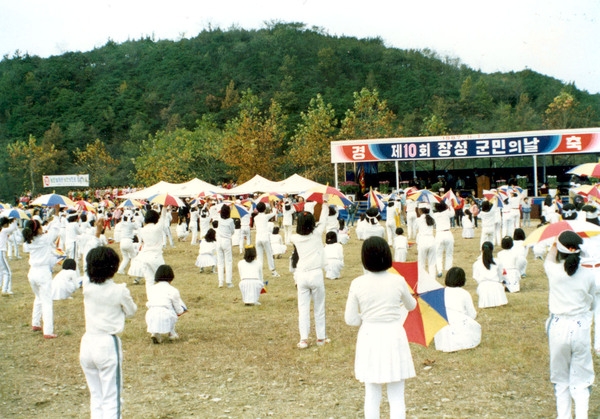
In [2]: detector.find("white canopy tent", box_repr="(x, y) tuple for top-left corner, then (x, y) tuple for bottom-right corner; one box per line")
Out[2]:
(121, 181), (179, 199)
(275, 174), (324, 194)
(226, 174), (282, 195)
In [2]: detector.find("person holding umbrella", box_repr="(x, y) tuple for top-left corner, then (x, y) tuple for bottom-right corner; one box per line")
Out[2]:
(345, 236), (417, 419)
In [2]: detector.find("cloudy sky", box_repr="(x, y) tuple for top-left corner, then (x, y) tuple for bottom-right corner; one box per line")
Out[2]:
(1, 0), (599, 93)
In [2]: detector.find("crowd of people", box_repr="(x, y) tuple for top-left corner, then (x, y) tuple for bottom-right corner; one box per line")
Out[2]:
(3, 181), (600, 418)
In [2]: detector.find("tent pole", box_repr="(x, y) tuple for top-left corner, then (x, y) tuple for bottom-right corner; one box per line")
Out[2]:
(334, 163), (338, 189)
(395, 160), (399, 191)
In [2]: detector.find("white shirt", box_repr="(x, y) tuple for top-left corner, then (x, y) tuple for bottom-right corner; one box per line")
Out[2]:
(82, 277), (137, 335)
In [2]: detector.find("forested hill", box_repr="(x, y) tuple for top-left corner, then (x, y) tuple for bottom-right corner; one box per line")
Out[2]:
(1, 22), (599, 198)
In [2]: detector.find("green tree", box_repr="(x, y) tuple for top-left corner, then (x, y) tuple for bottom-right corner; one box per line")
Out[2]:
(73, 139), (121, 186)
(221, 90), (286, 182)
(287, 94), (337, 183)
(338, 88), (398, 140)
(6, 135), (64, 195)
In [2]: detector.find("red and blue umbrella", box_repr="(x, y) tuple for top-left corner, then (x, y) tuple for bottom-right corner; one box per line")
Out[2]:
(390, 261), (448, 347)
(148, 193), (184, 207)
(406, 189), (441, 204)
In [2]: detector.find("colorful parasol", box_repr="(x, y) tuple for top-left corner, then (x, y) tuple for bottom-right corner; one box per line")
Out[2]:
(390, 261), (448, 347)
(31, 193), (75, 207)
(220, 201), (250, 219)
(148, 193), (185, 207)
(406, 188), (442, 204)
(118, 198), (143, 209)
(365, 187), (386, 212)
(99, 199), (115, 208)
(523, 220), (600, 246)
(567, 162), (600, 178)
(300, 184), (352, 208)
(75, 200), (96, 213)
(1, 208), (31, 220)
(0, 203), (11, 210)
(256, 192), (284, 204)
(441, 189), (459, 207)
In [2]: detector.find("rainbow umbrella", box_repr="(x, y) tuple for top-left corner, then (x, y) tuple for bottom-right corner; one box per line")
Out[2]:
(221, 201), (250, 219)
(567, 162), (600, 177)
(365, 187), (386, 212)
(148, 193), (185, 207)
(300, 184), (351, 208)
(0, 203), (11, 210)
(390, 261), (448, 347)
(1, 208), (31, 220)
(523, 220), (600, 246)
(406, 189), (441, 204)
(118, 198), (143, 209)
(31, 193), (75, 207)
(441, 189), (459, 207)
(256, 192), (284, 204)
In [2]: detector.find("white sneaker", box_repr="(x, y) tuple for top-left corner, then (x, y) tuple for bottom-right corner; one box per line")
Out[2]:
(297, 340), (308, 349)
(151, 333), (162, 344)
(169, 332), (180, 340)
(271, 270), (281, 277)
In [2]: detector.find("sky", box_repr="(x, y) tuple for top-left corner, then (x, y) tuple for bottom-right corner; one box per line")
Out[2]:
(1, 0), (599, 94)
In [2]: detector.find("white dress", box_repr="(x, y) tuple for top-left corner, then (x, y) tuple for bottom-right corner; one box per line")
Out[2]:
(472, 257), (508, 308)
(434, 287), (481, 352)
(270, 233), (287, 257)
(345, 270), (417, 384)
(195, 240), (217, 268)
(496, 248), (523, 293)
(238, 259), (264, 305)
(145, 281), (187, 334)
(323, 242), (344, 279)
(51, 269), (81, 300)
(128, 223), (165, 283)
(461, 217), (474, 239)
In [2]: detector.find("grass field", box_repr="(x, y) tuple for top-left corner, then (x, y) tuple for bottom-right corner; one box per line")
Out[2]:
(1, 220), (599, 418)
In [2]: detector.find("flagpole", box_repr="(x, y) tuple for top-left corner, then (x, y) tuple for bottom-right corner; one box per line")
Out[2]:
(395, 160), (400, 192)
(334, 163), (339, 189)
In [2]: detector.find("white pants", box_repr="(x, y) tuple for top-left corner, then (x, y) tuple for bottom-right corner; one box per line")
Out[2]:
(407, 213), (417, 240)
(364, 381), (406, 419)
(216, 238), (233, 286)
(256, 234), (275, 272)
(190, 226), (199, 245)
(296, 268), (326, 341)
(547, 312), (594, 419)
(386, 222), (396, 245)
(480, 227), (495, 247)
(435, 231), (454, 274)
(239, 226), (251, 251)
(117, 238), (137, 274)
(80, 333), (123, 419)
(0, 250), (12, 293)
(417, 235), (436, 278)
(283, 224), (293, 245)
(28, 265), (54, 335)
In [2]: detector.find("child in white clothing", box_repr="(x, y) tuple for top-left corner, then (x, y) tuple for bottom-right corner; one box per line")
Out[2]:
(270, 226), (287, 258)
(238, 246), (264, 305)
(461, 209), (475, 239)
(195, 228), (217, 274)
(324, 231), (344, 280)
(393, 227), (408, 262)
(146, 264), (187, 343)
(52, 258), (81, 300)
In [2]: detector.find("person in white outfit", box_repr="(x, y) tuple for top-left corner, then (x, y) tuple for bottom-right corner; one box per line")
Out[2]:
(160, 206), (174, 248)
(496, 236), (525, 293)
(22, 218), (61, 338)
(146, 264), (187, 343)
(128, 210), (165, 292)
(345, 236), (417, 419)
(239, 211), (252, 251)
(0, 217), (18, 294)
(195, 228), (217, 273)
(189, 206), (200, 245)
(291, 202), (330, 349)
(385, 201), (399, 245)
(64, 212), (82, 260)
(253, 202), (280, 277)
(434, 267), (481, 352)
(323, 231), (344, 280)
(472, 241), (508, 309)
(415, 205), (436, 278)
(51, 258), (81, 300)
(478, 201), (496, 246)
(405, 198), (418, 240)
(433, 201), (455, 278)
(238, 245), (264, 305)
(545, 231), (595, 419)
(282, 199), (296, 245)
(270, 226), (287, 258)
(117, 210), (139, 275)
(461, 209), (475, 239)
(216, 205), (235, 288)
(199, 205), (212, 241)
(393, 227), (408, 262)
(80, 246), (137, 419)
(362, 207), (385, 241)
